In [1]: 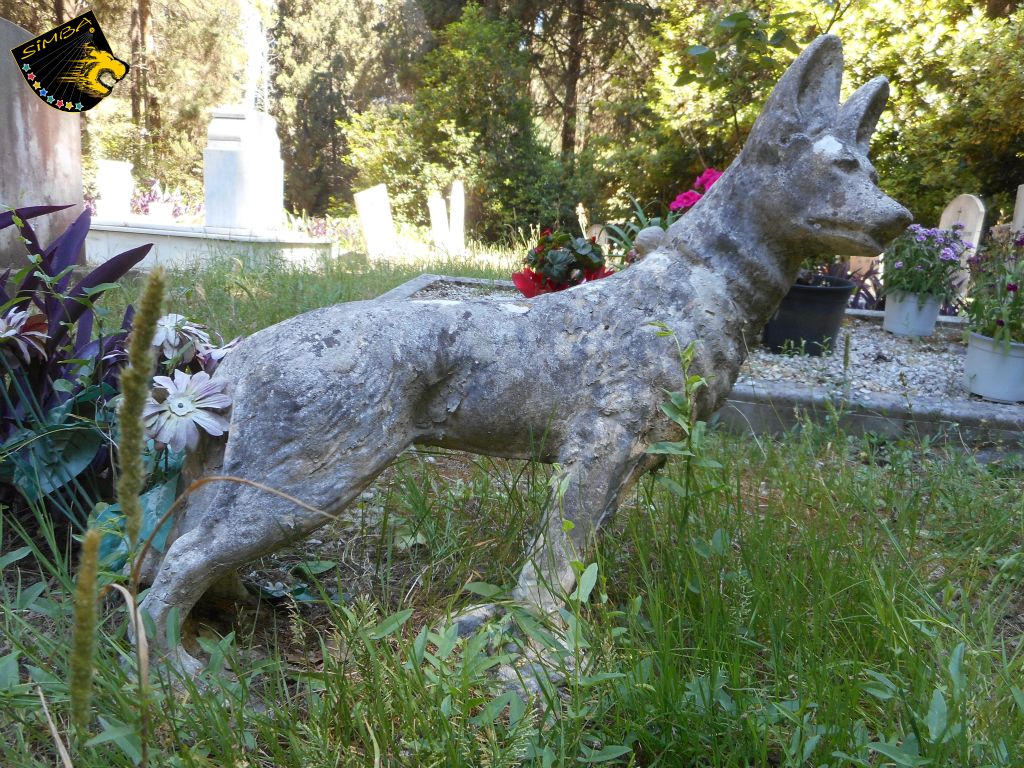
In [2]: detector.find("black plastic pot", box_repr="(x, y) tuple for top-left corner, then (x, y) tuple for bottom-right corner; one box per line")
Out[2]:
(762, 276), (855, 356)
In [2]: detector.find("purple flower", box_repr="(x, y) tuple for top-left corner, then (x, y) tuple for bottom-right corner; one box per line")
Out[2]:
(894, 261), (903, 268)
(939, 247), (957, 261)
(1007, 283), (1019, 293)
(996, 319), (1006, 327)
(1015, 234), (1024, 248)
(915, 234), (926, 242)
(143, 369), (231, 452)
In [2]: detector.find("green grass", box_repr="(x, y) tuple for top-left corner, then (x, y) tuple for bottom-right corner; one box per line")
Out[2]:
(2, 252), (1023, 765)
(102, 246), (517, 341)
(2, 424), (1022, 766)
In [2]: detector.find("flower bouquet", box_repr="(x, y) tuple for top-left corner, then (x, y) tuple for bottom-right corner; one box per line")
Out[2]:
(512, 228), (614, 298)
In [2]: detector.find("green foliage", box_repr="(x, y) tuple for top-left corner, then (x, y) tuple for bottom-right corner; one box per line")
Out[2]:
(343, 4), (567, 240)
(270, 0), (431, 215)
(642, 1), (1024, 227)
(340, 104), (477, 224)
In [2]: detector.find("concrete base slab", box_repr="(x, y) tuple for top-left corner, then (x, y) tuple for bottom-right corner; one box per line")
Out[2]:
(88, 219), (336, 269)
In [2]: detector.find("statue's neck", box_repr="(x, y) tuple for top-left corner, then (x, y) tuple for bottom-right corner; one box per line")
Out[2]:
(665, 169), (798, 330)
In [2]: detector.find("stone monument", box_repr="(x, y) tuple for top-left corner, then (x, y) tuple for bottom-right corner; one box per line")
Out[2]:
(0, 17), (83, 267)
(204, 106), (284, 231)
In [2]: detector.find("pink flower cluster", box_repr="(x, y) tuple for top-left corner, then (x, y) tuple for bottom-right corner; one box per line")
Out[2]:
(669, 168), (723, 212)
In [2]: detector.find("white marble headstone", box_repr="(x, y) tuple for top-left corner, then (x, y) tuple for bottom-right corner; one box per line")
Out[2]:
(427, 191), (450, 251)
(448, 180), (465, 256)
(204, 106), (284, 231)
(95, 159), (134, 220)
(939, 193), (985, 295)
(354, 184), (397, 259)
(938, 193), (985, 256)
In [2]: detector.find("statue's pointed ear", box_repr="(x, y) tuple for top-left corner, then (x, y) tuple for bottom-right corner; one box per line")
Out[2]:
(746, 34), (843, 147)
(838, 76), (889, 152)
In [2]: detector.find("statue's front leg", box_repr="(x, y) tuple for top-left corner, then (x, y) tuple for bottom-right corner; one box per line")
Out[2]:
(513, 433), (651, 615)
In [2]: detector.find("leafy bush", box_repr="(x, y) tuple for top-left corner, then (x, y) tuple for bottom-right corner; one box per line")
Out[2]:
(0, 205), (149, 522)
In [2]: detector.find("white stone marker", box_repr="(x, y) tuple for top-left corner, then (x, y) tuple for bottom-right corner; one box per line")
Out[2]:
(448, 180), (465, 256)
(427, 191), (450, 251)
(939, 193), (985, 294)
(1012, 184), (1024, 235)
(204, 106), (284, 231)
(354, 184), (398, 259)
(938, 193), (985, 256)
(1, 17), (83, 265)
(95, 160), (135, 220)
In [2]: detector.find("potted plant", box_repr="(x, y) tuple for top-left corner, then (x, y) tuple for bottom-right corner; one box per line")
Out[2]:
(880, 224), (968, 336)
(761, 255), (857, 356)
(963, 226), (1024, 402)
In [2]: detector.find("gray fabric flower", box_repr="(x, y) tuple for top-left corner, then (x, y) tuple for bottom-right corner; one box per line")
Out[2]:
(142, 369), (231, 452)
(152, 314), (211, 364)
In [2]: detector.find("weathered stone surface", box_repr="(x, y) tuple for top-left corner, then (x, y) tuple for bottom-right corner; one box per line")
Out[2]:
(140, 34), (912, 674)
(1, 17), (83, 267)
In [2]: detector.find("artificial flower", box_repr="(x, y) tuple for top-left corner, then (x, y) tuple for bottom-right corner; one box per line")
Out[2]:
(0, 308), (48, 365)
(142, 369), (231, 452)
(152, 313), (211, 363)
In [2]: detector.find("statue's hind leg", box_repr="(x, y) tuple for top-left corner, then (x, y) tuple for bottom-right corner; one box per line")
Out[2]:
(139, 436), (409, 677)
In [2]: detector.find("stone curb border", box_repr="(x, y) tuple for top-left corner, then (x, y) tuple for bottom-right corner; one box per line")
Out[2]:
(382, 274), (1022, 448)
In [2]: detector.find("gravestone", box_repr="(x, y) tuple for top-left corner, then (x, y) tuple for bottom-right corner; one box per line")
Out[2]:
(94, 159), (134, 219)
(448, 180), (465, 256)
(939, 193), (985, 293)
(1, 17), (83, 267)
(938, 193), (985, 255)
(353, 184), (398, 259)
(427, 191), (449, 251)
(1012, 184), (1024, 235)
(204, 106), (284, 230)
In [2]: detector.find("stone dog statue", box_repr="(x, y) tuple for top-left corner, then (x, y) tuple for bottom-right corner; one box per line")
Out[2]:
(139, 35), (911, 674)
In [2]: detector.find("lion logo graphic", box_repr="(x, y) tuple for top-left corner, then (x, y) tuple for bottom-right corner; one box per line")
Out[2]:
(11, 11), (129, 112)
(59, 44), (129, 97)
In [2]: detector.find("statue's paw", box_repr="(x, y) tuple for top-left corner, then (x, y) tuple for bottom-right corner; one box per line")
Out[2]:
(449, 602), (504, 637)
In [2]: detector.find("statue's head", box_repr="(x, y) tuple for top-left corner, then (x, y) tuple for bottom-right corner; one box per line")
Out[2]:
(734, 35), (912, 257)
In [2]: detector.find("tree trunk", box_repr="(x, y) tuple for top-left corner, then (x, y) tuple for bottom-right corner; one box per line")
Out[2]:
(129, 0), (152, 172)
(559, 0), (585, 164)
(53, 0), (64, 23)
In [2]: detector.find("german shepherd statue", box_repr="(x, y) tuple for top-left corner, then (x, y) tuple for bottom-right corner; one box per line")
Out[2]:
(139, 35), (911, 674)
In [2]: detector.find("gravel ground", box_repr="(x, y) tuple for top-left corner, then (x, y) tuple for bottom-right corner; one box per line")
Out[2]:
(412, 281), (1001, 404)
(738, 317), (972, 401)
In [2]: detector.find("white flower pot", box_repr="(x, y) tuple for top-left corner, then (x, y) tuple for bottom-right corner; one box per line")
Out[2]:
(883, 291), (941, 336)
(964, 332), (1024, 403)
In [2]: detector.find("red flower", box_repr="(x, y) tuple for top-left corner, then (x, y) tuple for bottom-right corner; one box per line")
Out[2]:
(512, 269), (553, 298)
(583, 265), (615, 282)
